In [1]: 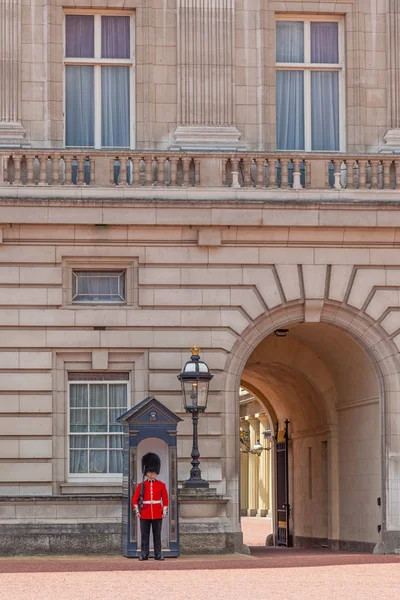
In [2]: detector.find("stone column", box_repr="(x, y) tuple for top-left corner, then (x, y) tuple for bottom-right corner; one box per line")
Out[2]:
(382, 0), (400, 151)
(240, 420), (249, 516)
(258, 415), (271, 517)
(247, 417), (259, 517)
(0, 0), (26, 146)
(173, 0), (244, 150)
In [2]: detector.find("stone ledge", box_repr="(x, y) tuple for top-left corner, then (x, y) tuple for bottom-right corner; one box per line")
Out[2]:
(3, 185), (400, 205)
(0, 495), (123, 503)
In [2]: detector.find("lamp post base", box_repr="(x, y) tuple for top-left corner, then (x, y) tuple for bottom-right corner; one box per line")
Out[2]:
(183, 478), (209, 489)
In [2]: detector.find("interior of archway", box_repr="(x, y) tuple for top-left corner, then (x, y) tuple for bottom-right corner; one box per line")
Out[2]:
(239, 322), (382, 549)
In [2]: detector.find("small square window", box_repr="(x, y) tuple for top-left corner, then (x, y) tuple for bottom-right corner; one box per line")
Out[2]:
(72, 270), (126, 303)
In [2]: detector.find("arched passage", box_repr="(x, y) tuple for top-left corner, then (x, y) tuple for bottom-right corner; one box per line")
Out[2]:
(224, 303), (400, 553)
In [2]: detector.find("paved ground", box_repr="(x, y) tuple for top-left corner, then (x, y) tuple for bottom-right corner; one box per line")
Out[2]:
(242, 516), (272, 546)
(0, 549), (399, 600)
(0, 520), (399, 600)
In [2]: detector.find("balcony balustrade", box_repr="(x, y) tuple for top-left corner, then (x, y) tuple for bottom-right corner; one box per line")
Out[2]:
(1, 150), (400, 192)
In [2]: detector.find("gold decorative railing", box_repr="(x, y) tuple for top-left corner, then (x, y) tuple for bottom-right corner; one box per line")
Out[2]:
(1, 150), (400, 190)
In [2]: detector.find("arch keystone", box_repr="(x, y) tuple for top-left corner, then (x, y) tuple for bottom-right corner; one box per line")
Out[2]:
(304, 299), (324, 323)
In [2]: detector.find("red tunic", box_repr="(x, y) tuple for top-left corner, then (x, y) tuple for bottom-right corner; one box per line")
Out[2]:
(132, 479), (169, 520)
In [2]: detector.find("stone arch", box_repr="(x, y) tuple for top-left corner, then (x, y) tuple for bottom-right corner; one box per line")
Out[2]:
(223, 300), (400, 553)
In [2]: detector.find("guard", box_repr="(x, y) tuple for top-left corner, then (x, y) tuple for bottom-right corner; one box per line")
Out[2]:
(132, 452), (169, 561)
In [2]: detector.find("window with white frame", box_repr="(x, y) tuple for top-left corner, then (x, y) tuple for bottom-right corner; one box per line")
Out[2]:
(64, 12), (134, 148)
(275, 16), (344, 151)
(72, 270), (126, 303)
(68, 373), (128, 477)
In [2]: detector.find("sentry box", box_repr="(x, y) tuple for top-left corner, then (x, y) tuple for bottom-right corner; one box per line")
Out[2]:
(117, 396), (182, 558)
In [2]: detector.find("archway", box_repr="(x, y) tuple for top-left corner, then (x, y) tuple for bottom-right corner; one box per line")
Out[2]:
(224, 303), (400, 553)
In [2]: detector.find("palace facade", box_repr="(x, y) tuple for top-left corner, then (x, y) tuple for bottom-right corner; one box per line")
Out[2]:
(1, 0), (400, 555)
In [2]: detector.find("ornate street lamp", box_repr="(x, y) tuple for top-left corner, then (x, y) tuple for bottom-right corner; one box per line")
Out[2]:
(178, 346), (213, 488)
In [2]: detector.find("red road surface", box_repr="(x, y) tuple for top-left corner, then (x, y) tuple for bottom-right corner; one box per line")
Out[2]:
(0, 549), (399, 600)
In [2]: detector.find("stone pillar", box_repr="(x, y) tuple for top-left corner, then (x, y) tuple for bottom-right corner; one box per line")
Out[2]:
(258, 415), (271, 517)
(173, 0), (244, 150)
(382, 0), (400, 151)
(240, 420), (249, 516)
(247, 417), (259, 517)
(0, 0), (26, 146)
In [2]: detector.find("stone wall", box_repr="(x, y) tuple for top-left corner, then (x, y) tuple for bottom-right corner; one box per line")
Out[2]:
(0, 199), (398, 553)
(0, 0), (394, 151)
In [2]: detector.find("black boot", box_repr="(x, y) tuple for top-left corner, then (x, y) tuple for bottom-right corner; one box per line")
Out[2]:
(139, 555), (148, 561)
(154, 555), (165, 561)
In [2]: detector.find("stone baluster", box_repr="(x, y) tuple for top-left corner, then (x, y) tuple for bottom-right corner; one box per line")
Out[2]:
(325, 161), (331, 188)
(2, 156), (7, 183)
(256, 158), (264, 188)
(64, 156), (73, 185)
(224, 158), (231, 186)
(396, 161), (400, 190)
(0, 0), (26, 145)
(383, 159), (392, 189)
(268, 159), (277, 188)
(77, 156), (85, 186)
(242, 159), (251, 188)
(132, 157), (140, 186)
(333, 160), (342, 190)
(231, 157), (240, 189)
(119, 157), (127, 187)
(89, 159), (95, 186)
(194, 158), (200, 186)
(13, 154), (21, 185)
(110, 158), (115, 185)
(170, 157), (178, 186)
(305, 161), (311, 189)
(281, 158), (289, 189)
(157, 157), (165, 186)
(182, 157), (191, 187)
(371, 159), (380, 189)
(346, 160), (354, 189)
(26, 155), (34, 185)
(38, 155), (47, 186)
(359, 160), (367, 189)
(144, 157), (152, 186)
(292, 158), (302, 190)
(52, 155), (60, 186)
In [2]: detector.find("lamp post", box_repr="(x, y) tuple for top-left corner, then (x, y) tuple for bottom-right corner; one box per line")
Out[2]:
(177, 346), (213, 488)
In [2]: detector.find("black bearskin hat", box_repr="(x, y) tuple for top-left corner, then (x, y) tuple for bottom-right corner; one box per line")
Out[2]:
(142, 452), (161, 475)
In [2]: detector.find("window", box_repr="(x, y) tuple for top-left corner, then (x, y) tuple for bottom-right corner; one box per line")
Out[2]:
(275, 17), (344, 151)
(64, 12), (134, 148)
(72, 270), (126, 303)
(68, 373), (128, 477)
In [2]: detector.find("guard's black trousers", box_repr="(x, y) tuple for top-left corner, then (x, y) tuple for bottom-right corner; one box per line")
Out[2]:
(140, 518), (162, 557)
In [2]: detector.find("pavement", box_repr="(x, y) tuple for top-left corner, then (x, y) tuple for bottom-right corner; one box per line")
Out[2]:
(0, 518), (399, 600)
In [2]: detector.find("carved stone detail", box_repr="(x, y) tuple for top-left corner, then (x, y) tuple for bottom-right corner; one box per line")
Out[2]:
(382, 0), (400, 152)
(0, 0), (26, 146)
(173, 0), (243, 150)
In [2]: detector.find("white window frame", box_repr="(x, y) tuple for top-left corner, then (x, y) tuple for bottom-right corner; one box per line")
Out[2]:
(63, 9), (136, 149)
(275, 14), (345, 152)
(68, 378), (129, 483)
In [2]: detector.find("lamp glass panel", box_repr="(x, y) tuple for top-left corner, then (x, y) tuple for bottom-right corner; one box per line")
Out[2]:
(197, 381), (209, 409)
